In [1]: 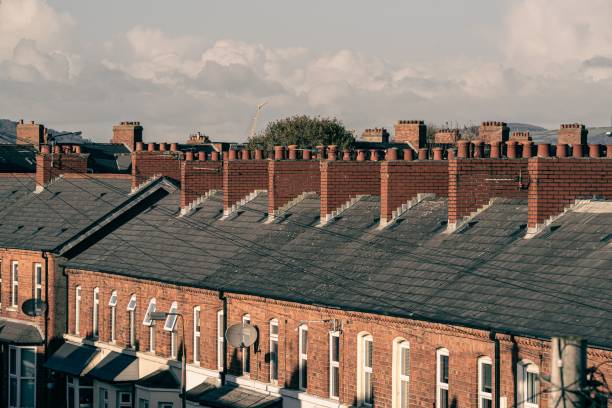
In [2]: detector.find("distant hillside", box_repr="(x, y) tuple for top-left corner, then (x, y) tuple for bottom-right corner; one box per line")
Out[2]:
(0, 119), (86, 144)
(508, 123), (547, 132)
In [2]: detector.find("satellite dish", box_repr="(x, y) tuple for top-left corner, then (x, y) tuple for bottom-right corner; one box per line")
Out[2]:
(22, 299), (47, 317)
(225, 323), (258, 348)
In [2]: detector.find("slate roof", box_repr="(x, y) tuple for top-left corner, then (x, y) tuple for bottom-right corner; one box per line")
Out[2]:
(0, 318), (44, 344)
(0, 174), (36, 205)
(79, 143), (132, 173)
(44, 342), (99, 376)
(0, 176), (137, 252)
(0, 145), (36, 172)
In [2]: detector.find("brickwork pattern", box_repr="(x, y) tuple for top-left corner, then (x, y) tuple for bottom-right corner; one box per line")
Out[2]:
(267, 160), (320, 216)
(132, 151), (182, 188)
(180, 161), (223, 209)
(448, 158), (529, 226)
(36, 152), (88, 187)
(320, 161), (381, 220)
(16, 121), (46, 145)
(479, 122), (510, 144)
(527, 157), (612, 228)
(558, 124), (588, 146)
(112, 122), (143, 150)
(380, 161), (448, 223)
(223, 160), (268, 214)
(394, 121), (426, 148)
(434, 130), (460, 144)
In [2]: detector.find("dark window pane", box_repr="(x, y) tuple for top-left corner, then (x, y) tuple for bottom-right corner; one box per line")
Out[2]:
(482, 398), (492, 408)
(482, 362), (492, 393)
(301, 329), (308, 354)
(401, 347), (410, 376)
(440, 389), (449, 408)
(331, 367), (340, 397)
(331, 336), (340, 362)
(440, 355), (449, 384)
(365, 340), (373, 368)
(301, 359), (307, 388)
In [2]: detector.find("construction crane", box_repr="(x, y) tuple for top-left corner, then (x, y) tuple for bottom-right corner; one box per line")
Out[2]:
(247, 101), (267, 138)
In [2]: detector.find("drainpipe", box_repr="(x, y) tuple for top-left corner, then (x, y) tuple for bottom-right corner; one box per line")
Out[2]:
(490, 331), (501, 408)
(220, 291), (228, 386)
(42, 251), (50, 407)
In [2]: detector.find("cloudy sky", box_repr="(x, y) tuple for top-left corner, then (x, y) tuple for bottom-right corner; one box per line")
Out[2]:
(1, 0), (611, 142)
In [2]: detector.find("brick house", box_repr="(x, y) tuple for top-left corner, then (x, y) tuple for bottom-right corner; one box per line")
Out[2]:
(50, 135), (612, 408)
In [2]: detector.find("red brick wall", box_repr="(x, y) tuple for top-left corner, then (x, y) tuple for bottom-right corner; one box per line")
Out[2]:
(132, 151), (182, 189)
(434, 130), (459, 144)
(394, 121), (426, 147)
(479, 122), (510, 144)
(16, 122), (45, 145)
(527, 157), (612, 229)
(448, 158), (529, 227)
(180, 160), (223, 209)
(63, 268), (612, 408)
(223, 160), (268, 215)
(268, 160), (320, 216)
(380, 161), (448, 223)
(558, 124), (587, 145)
(320, 161), (380, 221)
(36, 152), (88, 186)
(112, 123), (143, 150)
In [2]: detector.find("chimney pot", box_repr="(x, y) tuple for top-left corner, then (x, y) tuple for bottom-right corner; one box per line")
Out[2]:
(185, 151), (194, 161)
(229, 149), (237, 161)
(457, 140), (470, 158)
(30, 120), (35, 124)
(522, 141), (533, 158)
(19, 119), (24, 124)
(302, 149), (311, 160)
(159, 142), (168, 152)
(197, 152), (206, 161)
(506, 140), (518, 158)
(556, 144), (567, 157)
(316, 145), (325, 160)
(490, 142), (501, 158)
(274, 146), (285, 160)
(147, 143), (156, 152)
(41, 145), (50, 154)
(135, 142), (144, 151)
(472, 140), (483, 158)
(403, 148), (414, 161)
(288, 145), (297, 160)
(242, 149), (250, 160)
(342, 149), (351, 161)
(607, 145), (612, 158)
(327, 145), (337, 161)
(170, 143), (178, 152)
(537, 143), (550, 158)
(370, 149), (379, 161)
(254, 149), (263, 160)
(53, 145), (61, 154)
(418, 148), (428, 160)
(385, 148), (398, 161)
(74, 145), (82, 154)
(222, 151), (229, 161)
(433, 147), (443, 160)
(447, 148), (455, 160)
(356, 149), (366, 161)
(572, 144), (584, 158)
(211, 151), (220, 161)
(588, 144), (601, 158)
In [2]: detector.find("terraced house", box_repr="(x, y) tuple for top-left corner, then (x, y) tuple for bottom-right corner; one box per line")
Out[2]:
(0, 119), (610, 408)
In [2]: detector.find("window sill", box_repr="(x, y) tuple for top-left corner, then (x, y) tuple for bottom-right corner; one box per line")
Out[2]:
(5, 306), (18, 312)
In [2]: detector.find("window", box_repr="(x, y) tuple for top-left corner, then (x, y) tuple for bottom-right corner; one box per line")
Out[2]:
(299, 325), (308, 389)
(99, 387), (109, 408)
(330, 331), (340, 399)
(158, 403), (173, 408)
(66, 375), (93, 408)
(10, 261), (18, 307)
(393, 339), (410, 408)
(127, 294), (137, 347)
(93, 287), (99, 337)
(270, 319), (279, 383)
(33, 263), (42, 300)
(518, 361), (539, 408)
(217, 310), (224, 371)
(436, 348), (449, 408)
(193, 306), (201, 364)
(479, 357), (493, 408)
(108, 290), (117, 342)
(75, 286), (82, 335)
(242, 314), (251, 375)
(117, 391), (132, 408)
(163, 301), (178, 359)
(138, 398), (149, 408)
(143, 298), (156, 353)
(8, 346), (36, 408)
(357, 333), (374, 406)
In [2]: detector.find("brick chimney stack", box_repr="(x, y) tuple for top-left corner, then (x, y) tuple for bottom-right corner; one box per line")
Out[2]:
(434, 129), (460, 144)
(112, 121), (143, 151)
(479, 121), (510, 144)
(558, 123), (587, 145)
(361, 128), (389, 143)
(16, 119), (47, 146)
(394, 120), (426, 148)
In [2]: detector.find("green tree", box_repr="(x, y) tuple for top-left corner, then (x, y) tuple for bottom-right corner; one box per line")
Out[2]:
(246, 115), (355, 150)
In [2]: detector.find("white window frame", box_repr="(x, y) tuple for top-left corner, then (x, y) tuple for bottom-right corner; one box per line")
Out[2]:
(164, 302), (178, 359)
(393, 339), (410, 408)
(93, 287), (99, 337)
(108, 290), (117, 342)
(479, 356), (493, 408)
(99, 387), (109, 408)
(269, 319), (279, 384)
(127, 294), (137, 348)
(217, 310), (224, 371)
(436, 348), (449, 408)
(329, 331), (340, 399)
(9, 346), (36, 408)
(242, 314), (251, 375)
(299, 325), (308, 390)
(143, 298), (156, 353)
(518, 360), (540, 408)
(357, 333), (374, 406)
(118, 391), (132, 408)
(138, 398), (149, 408)
(75, 286), (82, 335)
(33, 263), (42, 300)
(10, 261), (18, 307)
(193, 306), (201, 364)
